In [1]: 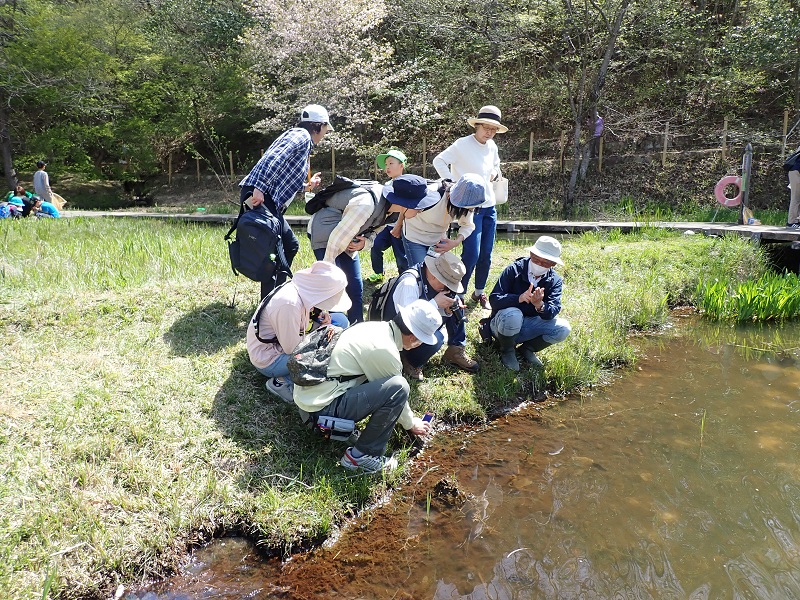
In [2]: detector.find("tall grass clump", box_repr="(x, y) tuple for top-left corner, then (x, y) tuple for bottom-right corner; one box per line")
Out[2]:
(697, 272), (800, 322)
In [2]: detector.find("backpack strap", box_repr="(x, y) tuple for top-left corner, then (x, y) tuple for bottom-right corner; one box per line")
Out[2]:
(224, 196), (247, 241)
(252, 281), (292, 344)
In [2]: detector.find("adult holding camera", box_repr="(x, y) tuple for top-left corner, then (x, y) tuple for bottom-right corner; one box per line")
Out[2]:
(484, 236), (572, 371)
(380, 251), (478, 380)
(433, 105), (507, 309)
(239, 104), (333, 299)
(399, 173), (485, 268)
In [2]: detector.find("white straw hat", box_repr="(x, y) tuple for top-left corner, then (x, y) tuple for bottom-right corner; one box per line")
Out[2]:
(466, 105), (508, 133)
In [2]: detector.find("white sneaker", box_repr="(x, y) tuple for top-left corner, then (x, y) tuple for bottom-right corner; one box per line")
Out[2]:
(265, 377), (294, 404)
(340, 447), (398, 473)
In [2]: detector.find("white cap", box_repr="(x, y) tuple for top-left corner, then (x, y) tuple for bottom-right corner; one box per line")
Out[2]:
(398, 300), (442, 346)
(300, 104), (334, 131)
(526, 236), (563, 265)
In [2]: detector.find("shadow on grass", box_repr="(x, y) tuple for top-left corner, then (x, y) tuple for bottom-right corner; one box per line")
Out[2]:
(164, 301), (250, 356)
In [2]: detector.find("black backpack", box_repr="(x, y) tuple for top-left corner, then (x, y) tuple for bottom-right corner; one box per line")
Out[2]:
(224, 203), (291, 283)
(367, 268), (423, 321)
(287, 325), (361, 386)
(305, 176), (378, 215)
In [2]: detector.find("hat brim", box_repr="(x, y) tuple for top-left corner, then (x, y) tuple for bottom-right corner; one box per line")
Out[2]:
(315, 289), (352, 313)
(385, 186), (440, 211)
(467, 117), (508, 133)
(398, 304), (438, 346)
(424, 255), (464, 294)
(376, 151), (407, 170)
(526, 246), (564, 266)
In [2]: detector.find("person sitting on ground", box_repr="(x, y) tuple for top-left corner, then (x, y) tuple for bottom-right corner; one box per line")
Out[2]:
(398, 174), (485, 269)
(247, 261), (351, 403)
(35, 198), (60, 218)
(485, 236), (572, 372)
(368, 148), (410, 283)
(294, 299), (439, 474)
(7, 184), (33, 205)
(379, 251), (478, 380)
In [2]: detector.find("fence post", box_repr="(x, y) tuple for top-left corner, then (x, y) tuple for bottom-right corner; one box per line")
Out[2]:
(229, 151), (234, 179)
(528, 131), (534, 174)
(260, 148), (264, 156)
(168, 153), (172, 185)
(782, 109), (790, 159)
(721, 117), (728, 162)
(559, 131), (566, 173)
(196, 157), (201, 182)
(331, 147), (336, 179)
(375, 158), (379, 180)
(422, 137), (427, 179)
(661, 122), (669, 167)
(598, 136), (604, 173)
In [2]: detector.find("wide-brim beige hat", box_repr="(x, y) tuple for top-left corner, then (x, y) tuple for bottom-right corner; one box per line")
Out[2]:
(424, 252), (465, 294)
(467, 105), (508, 133)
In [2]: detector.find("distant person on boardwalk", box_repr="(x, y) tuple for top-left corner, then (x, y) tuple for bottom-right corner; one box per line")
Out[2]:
(239, 104), (333, 299)
(483, 236), (572, 372)
(785, 146), (800, 229)
(294, 299), (439, 474)
(433, 105), (507, 309)
(33, 161), (54, 202)
(368, 148), (410, 283)
(247, 261), (351, 404)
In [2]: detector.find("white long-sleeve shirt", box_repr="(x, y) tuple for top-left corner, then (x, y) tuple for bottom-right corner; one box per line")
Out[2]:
(432, 134), (501, 208)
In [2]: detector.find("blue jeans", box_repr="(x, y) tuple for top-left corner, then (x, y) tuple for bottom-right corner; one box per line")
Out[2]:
(402, 313), (466, 368)
(490, 307), (572, 345)
(403, 238), (430, 269)
(314, 248), (363, 323)
(371, 225), (408, 274)
(461, 205), (497, 294)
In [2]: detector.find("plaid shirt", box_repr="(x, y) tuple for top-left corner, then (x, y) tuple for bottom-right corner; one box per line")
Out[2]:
(239, 128), (313, 210)
(323, 196), (376, 262)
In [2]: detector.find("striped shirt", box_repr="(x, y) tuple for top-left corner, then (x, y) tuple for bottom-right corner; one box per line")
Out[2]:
(239, 128), (313, 210)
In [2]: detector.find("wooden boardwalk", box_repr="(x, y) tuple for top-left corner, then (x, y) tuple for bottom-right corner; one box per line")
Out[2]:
(61, 210), (800, 247)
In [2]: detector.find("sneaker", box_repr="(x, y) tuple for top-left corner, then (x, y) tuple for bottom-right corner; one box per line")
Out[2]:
(367, 272), (385, 283)
(401, 355), (424, 381)
(442, 345), (480, 373)
(471, 292), (490, 310)
(788, 222), (800, 229)
(265, 377), (294, 404)
(340, 447), (398, 473)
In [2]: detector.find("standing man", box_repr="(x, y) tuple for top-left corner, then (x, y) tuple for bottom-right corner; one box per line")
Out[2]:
(33, 161), (53, 203)
(486, 236), (572, 372)
(294, 300), (440, 474)
(239, 104), (334, 299)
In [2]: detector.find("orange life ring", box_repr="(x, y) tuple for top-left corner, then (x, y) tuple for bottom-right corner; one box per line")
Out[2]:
(714, 175), (742, 207)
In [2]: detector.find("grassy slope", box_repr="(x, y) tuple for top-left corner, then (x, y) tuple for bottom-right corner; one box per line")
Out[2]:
(0, 217), (765, 598)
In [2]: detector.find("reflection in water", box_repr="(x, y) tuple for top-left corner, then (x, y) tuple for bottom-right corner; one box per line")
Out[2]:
(132, 320), (800, 599)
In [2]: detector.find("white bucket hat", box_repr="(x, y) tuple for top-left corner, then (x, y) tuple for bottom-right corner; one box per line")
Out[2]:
(398, 300), (442, 346)
(300, 104), (334, 131)
(467, 105), (508, 133)
(526, 236), (563, 266)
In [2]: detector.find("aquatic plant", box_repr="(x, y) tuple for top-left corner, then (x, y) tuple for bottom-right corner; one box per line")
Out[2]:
(696, 272), (800, 322)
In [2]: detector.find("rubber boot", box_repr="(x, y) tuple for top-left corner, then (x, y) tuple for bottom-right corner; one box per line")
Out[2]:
(496, 334), (520, 372)
(519, 336), (552, 368)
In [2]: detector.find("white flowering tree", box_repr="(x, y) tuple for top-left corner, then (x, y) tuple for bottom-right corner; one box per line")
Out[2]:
(242, 0), (441, 160)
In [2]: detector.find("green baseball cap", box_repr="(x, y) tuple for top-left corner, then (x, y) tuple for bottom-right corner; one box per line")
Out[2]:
(376, 149), (408, 169)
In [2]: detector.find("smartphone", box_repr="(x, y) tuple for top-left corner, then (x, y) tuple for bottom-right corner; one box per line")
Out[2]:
(244, 196), (255, 209)
(422, 412), (434, 423)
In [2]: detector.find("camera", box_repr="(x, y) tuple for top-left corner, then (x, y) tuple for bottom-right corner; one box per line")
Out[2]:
(447, 293), (465, 325)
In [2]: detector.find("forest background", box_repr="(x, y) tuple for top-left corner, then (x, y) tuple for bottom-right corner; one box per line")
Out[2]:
(1, 0), (799, 216)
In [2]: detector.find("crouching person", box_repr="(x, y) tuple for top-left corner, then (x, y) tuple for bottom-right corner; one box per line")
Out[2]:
(294, 300), (440, 474)
(487, 236), (571, 371)
(247, 261), (351, 403)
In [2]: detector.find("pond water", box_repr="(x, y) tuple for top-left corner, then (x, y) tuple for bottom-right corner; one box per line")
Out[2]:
(130, 318), (800, 599)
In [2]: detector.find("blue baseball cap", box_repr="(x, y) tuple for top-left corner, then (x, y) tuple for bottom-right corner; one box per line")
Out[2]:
(385, 175), (440, 210)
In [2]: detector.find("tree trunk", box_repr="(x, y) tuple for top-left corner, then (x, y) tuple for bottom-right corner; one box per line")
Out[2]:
(0, 100), (16, 190)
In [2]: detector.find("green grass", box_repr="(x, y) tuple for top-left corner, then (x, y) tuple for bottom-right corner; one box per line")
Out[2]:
(0, 217), (767, 598)
(696, 271), (800, 321)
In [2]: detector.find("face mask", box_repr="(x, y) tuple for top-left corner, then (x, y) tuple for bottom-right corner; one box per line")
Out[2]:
(529, 262), (549, 280)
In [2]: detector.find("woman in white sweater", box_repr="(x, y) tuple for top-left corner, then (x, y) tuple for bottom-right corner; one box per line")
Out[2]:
(433, 105), (507, 308)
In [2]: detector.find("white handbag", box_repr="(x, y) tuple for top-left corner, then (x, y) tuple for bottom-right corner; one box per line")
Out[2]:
(492, 176), (509, 205)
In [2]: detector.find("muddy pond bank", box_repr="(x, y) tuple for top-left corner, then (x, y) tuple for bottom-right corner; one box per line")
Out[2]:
(130, 317), (800, 599)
